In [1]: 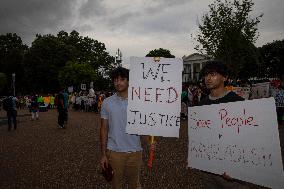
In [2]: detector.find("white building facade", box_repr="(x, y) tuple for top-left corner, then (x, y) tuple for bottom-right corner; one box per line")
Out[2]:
(182, 53), (210, 83)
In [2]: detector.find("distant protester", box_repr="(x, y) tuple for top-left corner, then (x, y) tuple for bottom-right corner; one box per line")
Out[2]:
(3, 92), (18, 131)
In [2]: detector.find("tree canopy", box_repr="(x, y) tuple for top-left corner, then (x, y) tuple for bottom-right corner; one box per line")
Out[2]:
(58, 61), (97, 88)
(0, 30), (117, 95)
(0, 33), (28, 93)
(146, 48), (175, 58)
(194, 0), (263, 79)
(0, 73), (7, 93)
(259, 39), (284, 79)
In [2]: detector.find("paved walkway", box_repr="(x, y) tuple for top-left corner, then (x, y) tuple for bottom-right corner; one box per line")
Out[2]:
(1, 109), (280, 188)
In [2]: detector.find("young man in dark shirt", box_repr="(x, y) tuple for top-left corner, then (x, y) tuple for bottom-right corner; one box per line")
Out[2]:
(57, 89), (67, 129)
(199, 60), (244, 106)
(3, 92), (18, 131)
(198, 60), (248, 189)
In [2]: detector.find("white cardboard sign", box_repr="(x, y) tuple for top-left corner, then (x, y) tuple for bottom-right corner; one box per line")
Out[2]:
(126, 57), (182, 137)
(251, 82), (270, 99)
(81, 83), (86, 90)
(188, 98), (284, 188)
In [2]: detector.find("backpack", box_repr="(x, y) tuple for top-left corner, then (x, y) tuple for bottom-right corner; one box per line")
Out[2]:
(3, 96), (13, 111)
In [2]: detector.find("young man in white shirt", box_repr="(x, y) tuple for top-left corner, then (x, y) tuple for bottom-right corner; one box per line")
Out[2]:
(100, 67), (143, 189)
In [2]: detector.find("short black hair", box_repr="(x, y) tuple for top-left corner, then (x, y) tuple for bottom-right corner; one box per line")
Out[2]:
(199, 60), (230, 79)
(111, 67), (129, 81)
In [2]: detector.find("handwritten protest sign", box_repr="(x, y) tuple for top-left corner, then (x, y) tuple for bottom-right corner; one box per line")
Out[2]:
(251, 82), (270, 99)
(188, 98), (284, 188)
(126, 57), (182, 137)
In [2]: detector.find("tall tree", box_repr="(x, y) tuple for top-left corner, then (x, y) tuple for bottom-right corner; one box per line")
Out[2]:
(23, 34), (71, 93)
(194, 0), (263, 79)
(23, 30), (116, 93)
(58, 30), (116, 90)
(0, 33), (28, 94)
(146, 48), (175, 58)
(0, 73), (7, 93)
(259, 39), (284, 79)
(58, 61), (97, 89)
(57, 30), (116, 73)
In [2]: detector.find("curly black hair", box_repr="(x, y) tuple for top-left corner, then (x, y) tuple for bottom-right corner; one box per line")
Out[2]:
(199, 60), (230, 79)
(111, 67), (129, 81)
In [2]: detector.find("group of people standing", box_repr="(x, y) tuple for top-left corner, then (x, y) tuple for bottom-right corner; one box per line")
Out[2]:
(1, 59), (282, 188)
(27, 91), (74, 129)
(1, 89), (111, 130)
(1, 92), (67, 130)
(70, 91), (111, 113)
(181, 84), (207, 119)
(100, 61), (253, 189)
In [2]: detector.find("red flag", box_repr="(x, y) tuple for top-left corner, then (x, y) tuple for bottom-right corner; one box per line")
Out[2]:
(147, 136), (155, 170)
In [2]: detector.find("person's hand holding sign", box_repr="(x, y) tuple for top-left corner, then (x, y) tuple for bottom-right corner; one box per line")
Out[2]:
(222, 172), (234, 181)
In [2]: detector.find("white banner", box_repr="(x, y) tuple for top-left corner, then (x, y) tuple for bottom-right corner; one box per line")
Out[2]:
(81, 83), (86, 90)
(233, 87), (251, 100)
(126, 57), (182, 137)
(251, 82), (270, 99)
(188, 98), (284, 188)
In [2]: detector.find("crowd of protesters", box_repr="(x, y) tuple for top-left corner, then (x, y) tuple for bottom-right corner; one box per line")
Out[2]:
(180, 78), (284, 123)
(1, 80), (283, 127)
(0, 91), (112, 112)
(0, 89), (113, 131)
(1, 64), (284, 188)
(70, 91), (113, 113)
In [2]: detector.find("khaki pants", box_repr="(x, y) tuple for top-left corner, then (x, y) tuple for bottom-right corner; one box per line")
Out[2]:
(107, 150), (142, 189)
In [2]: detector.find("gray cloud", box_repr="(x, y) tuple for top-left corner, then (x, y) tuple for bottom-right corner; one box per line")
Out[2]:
(130, 9), (192, 35)
(143, 0), (191, 13)
(250, 0), (284, 46)
(0, 0), (73, 30)
(79, 0), (107, 19)
(0, 0), (75, 44)
(106, 11), (142, 30)
(0, 0), (284, 62)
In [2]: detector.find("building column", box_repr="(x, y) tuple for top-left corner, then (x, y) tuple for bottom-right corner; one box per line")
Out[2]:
(198, 62), (203, 80)
(191, 63), (194, 81)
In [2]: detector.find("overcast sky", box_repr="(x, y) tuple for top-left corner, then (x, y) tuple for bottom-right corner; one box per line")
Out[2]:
(0, 0), (284, 66)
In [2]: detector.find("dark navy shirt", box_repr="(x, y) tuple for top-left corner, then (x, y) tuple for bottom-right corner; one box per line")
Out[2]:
(198, 91), (244, 106)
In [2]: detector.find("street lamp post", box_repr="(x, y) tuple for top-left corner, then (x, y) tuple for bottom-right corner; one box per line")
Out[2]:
(115, 48), (122, 66)
(12, 73), (15, 96)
